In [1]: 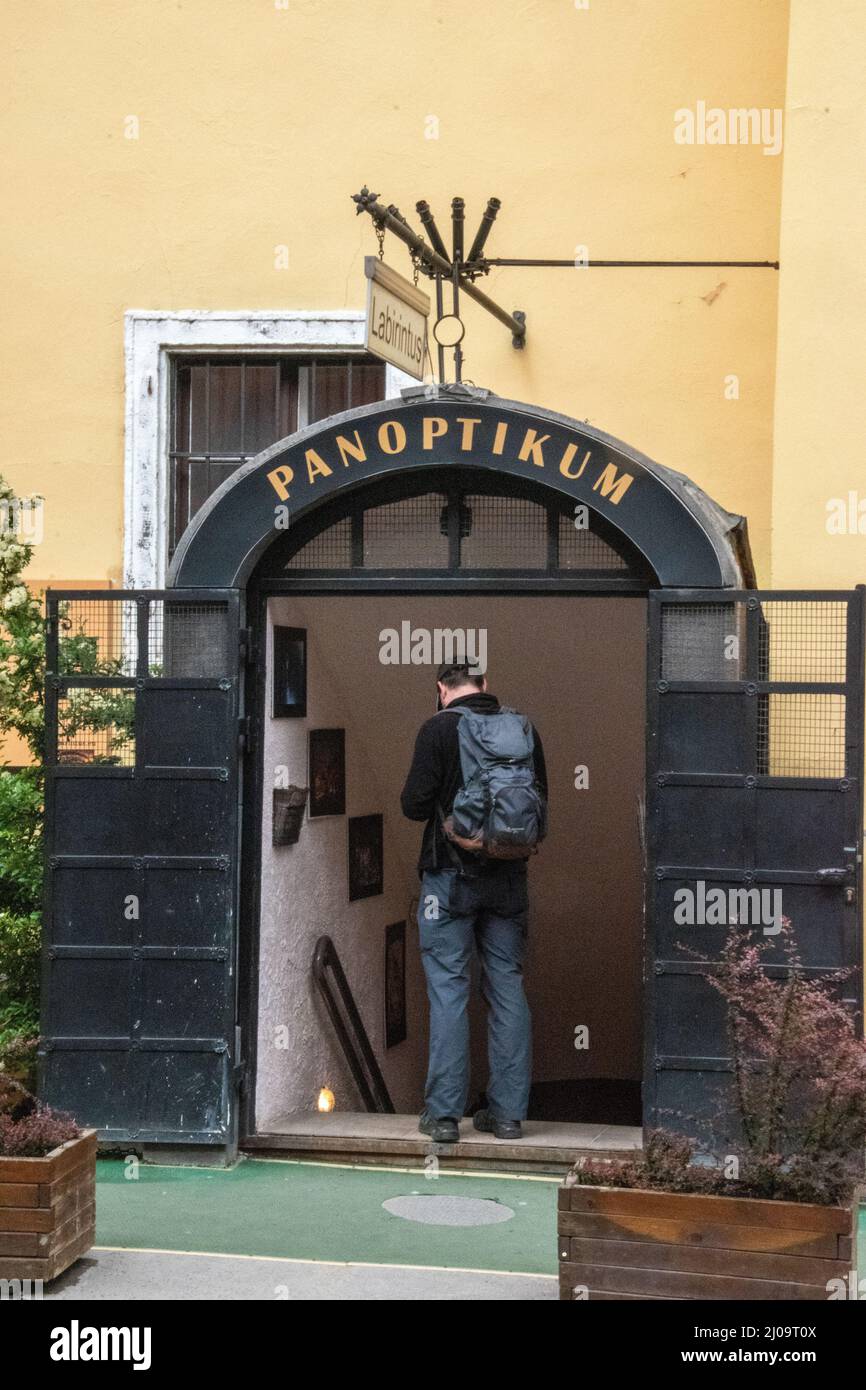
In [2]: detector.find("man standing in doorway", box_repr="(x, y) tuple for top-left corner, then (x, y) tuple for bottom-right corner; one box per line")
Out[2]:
(401, 663), (548, 1144)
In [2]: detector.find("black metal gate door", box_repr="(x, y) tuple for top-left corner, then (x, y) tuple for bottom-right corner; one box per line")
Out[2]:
(646, 588), (865, 1141)
(41, 590), (242, 1147)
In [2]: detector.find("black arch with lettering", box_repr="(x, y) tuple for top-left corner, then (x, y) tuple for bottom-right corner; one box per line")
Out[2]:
(169, 395), (746, 589)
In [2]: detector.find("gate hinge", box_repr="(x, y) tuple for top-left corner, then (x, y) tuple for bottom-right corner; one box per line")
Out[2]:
(237, 714), (252, 753)
(233, 1026), (247, 1092)
(239, 627), (256, 666)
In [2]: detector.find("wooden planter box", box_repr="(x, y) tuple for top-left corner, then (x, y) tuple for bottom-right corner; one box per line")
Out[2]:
(558, 1181), (859, 1300)
(0, 1129), (96, 1283)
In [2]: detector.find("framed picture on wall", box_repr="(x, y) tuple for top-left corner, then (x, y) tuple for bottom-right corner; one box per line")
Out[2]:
(272, 626), (307, 718)
(384, 920), (407, 1049)
(308, 728), (346, 818)
(348, 814), (383, 901)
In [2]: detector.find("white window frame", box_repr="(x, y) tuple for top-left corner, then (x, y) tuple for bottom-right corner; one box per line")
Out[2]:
(124, 310), (413, 588)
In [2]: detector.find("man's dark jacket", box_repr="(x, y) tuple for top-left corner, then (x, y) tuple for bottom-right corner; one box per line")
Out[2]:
(400, 692), (548, 874)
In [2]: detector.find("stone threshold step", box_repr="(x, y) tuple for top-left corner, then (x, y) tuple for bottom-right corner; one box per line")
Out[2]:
(244, 1113), (642, 1173)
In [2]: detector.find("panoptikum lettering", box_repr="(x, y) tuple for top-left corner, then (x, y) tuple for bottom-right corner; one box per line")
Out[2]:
(265, 415), (635, 505)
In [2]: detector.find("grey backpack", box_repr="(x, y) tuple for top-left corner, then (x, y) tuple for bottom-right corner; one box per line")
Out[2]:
(441, 707), (547, 861)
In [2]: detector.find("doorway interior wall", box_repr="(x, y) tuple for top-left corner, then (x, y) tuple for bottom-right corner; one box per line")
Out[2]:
(252, 592), (647, 1133)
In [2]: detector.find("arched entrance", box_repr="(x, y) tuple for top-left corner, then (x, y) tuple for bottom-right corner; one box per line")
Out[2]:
(39, 392), (863, 1164)
(173, 392), (751, 1159)
(242, 464), (654, 1148)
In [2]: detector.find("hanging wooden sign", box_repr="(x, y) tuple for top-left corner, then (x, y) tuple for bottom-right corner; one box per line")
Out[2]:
(364, 257), (429, 380)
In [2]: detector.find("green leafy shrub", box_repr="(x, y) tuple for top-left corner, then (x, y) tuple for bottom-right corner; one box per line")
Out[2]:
(0, 912), (40, 1016)
(0, 484), (47, 764)
(0, 1021), (37, 1083)
(0, 476), (138, 1078)
(0, 911), (41, 1084)
(0, 769), (43, 914)
(0, 486), (45, 1073)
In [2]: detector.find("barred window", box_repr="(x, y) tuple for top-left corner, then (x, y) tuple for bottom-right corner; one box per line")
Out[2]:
(169, 355), (385, 555)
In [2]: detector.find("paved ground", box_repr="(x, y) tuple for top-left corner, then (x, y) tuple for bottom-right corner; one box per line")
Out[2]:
(48, 1247), (558, 1300)
(40, 1157), (866, 1302)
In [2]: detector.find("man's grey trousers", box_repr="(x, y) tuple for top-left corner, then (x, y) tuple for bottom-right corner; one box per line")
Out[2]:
(417, 865), (533, 1122)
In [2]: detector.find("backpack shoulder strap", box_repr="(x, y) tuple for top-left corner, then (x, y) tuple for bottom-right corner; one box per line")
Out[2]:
(431, 706), (470, 870)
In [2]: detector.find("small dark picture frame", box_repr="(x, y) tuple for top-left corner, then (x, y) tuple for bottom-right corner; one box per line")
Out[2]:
(308, 728), (346, 818)
(348, 814), (384, 901)
(272, 626), (307, 718)
(384, 920), (407, 1049)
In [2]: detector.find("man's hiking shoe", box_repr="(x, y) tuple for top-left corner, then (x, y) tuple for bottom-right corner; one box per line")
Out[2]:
(473, 1109), (523, 1141)
(419, 1112), (459, 1144)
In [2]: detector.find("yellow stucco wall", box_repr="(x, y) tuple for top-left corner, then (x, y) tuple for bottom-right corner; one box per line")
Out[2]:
(1, 0), (788, 586)
(772, 0), (866, 588)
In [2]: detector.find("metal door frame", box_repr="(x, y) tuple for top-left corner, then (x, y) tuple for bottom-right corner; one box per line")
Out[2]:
(237, 581), (652, 1142)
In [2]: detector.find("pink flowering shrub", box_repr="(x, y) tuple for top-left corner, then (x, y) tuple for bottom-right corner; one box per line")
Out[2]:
(568, 923), (866, 1206)
(0, 1108), (79, 1157)
(0, 1081), (79, 1157)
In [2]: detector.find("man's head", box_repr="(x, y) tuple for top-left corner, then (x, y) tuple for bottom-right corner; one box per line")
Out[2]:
(436, 662), (488, 709)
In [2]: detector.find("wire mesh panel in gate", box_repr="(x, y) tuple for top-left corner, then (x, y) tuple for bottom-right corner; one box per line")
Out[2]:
(149, 600), (233, 678)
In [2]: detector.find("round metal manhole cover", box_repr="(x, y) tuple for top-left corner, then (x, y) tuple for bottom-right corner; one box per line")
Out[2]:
(382, 1195), (515, 1227)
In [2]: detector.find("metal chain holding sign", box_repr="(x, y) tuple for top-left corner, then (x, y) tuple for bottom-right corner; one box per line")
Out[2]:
(374, 220), (385, 261)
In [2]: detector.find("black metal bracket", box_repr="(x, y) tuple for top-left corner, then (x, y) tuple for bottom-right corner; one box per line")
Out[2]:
(352, 186), (778, 383)
(352, 187), (526, 384)
(479, 257), (779, 270)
